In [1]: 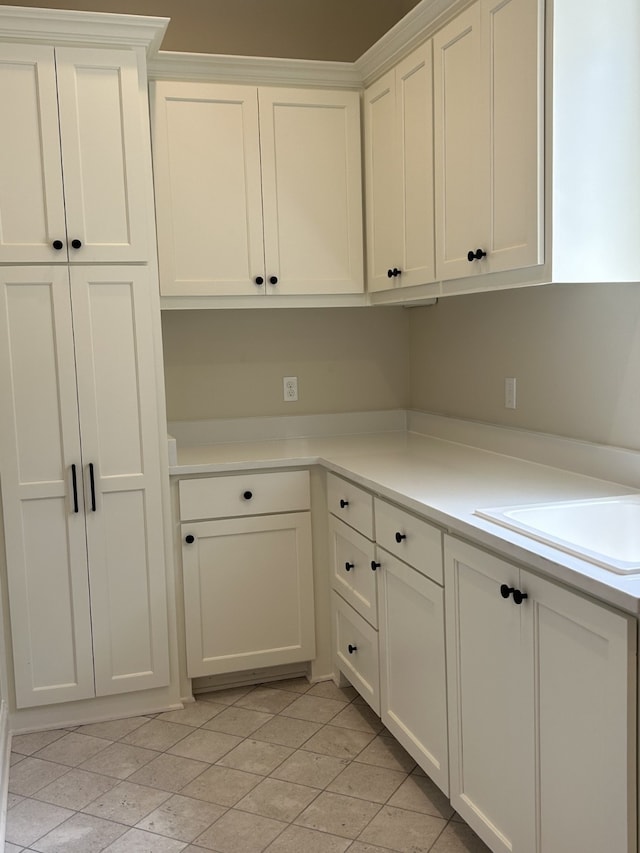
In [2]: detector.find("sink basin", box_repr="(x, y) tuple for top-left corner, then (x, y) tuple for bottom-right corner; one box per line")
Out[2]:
(476, 495), (640, 574)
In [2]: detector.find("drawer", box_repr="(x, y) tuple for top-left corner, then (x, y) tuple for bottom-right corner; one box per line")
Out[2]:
(334, 592), (380, 714)
(329, 516), (377, 627)
(327, 473), (374, 538)
(179, 470), (310, 520)
(374, 498), (443, 585)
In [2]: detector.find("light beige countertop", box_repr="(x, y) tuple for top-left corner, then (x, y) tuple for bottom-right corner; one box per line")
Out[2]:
(169, 420), (640, 614)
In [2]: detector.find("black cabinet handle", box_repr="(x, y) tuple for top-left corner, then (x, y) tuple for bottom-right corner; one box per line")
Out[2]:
(347, 644), (357, 654)
(500, 584), (515, 599)
(88, 462), (96, 512)
(513, 589), (528, 605)
(269, 275), (278, 285)
(185, 534), (195, 544)
(243, 490), (253, 500)
(255, 276), (264, 286)
(467, 248), (487, 262)
(395, 531), (406, 543)
(339, 499), (349, 508)
(387, 268), (402, 278)
(71, 463), (79, 513)
(52, 239), (64, 250)
(71, 239), (82, 250)
(371, 560), (380, 571)
(345, 561), (354, 572)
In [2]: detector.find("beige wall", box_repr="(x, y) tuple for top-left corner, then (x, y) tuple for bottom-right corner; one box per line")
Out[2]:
(9, 0), (420, 60)
(409, 284), (640, 451)
(162, 308), (410, 421)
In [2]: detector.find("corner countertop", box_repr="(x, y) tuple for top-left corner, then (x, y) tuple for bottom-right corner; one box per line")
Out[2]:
(169, 428), (640, 615)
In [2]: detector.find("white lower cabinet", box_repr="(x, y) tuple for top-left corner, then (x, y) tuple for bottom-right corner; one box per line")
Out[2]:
(445, 536), (637, 853)
(0, 266), (170, 708)
(328, 474), (448, 792)
(377, 549), (448, 794)
(180, 472), (315, 678)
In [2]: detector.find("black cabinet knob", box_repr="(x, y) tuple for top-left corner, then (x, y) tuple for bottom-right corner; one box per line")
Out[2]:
(345, 561), (354, 572)
(243, 490), (253, 500)
(387, 268), (402, 278)
(339, 499), (349, 508)
(52, 239), (64, 250)
(347, 644), (357, 654)
(513, 589), (528, 605)
(467, 248), (487, 262)
(500, 584), (515, 599)
(371, 561), (380, 571)
(185, 534), (195, 544)
(255, 276), (264, 285)
(71, 239), (82, 249)
(395, 531), (406, 543)
(269, 275), (278, 285)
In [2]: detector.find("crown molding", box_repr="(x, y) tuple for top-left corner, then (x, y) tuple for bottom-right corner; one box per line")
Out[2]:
(148, 50), (361, 88)
(0, 5), (169, 56)
(355, 0), (471, 86)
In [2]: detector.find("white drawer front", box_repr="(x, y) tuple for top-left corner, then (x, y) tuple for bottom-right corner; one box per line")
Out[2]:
(374, 498), (443, 585)
(327, 473), (374, 538)
(334, 592), (380, 714)
(179, 470), (310, 521)
(329, 516), (377, 627)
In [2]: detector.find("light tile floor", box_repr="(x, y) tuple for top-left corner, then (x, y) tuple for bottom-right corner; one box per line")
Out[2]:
(5, 678), (491, 853)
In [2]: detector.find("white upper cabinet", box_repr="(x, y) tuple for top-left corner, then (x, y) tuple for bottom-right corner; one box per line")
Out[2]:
(365, 42), (435, 293)
(151, 81), (363, 298)
(0, 44), (149, 264)
(433, 0), (543, 282)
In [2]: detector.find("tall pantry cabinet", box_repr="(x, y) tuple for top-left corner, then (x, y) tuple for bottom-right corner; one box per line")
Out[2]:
(0, 11), (172, 711)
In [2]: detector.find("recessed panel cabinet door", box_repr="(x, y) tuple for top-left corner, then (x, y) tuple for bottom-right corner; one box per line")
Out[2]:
(182, 513), (315, 677)
(0, 45), (67, 263)
(259, 87), (363, 295)
(70, 266), (169, 695)
(151, 82), (265, 296)
(55, 47), (149, 263)
(0, 267), (95, 708)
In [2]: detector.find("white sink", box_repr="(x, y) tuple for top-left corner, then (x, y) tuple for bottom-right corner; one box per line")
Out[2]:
(476, 495), (640, 574)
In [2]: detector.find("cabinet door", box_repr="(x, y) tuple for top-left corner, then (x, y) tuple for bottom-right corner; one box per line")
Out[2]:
(481, 0), (543, 274)
(445, 538), (523, 853)
(395, 42), (436, 289)
(434, 1), (487, 281)
(364, 69), (402, 293)
(378, 551), (448, 794)
(0, 267), (95, 708)
(70, 266), (169, 696)
(55, 47), (149, 263)
(151, 81), (265, 296)
(259, 87), (363, 295)
(329, 516), (377, 627)
(520, 571), (636, 853)
(0, 45), (67, 264)
(182, 513), (315, 677)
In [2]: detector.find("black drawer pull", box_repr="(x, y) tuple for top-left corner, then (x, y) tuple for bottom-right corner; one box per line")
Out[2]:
(71, 464), (79, 513)
(500, 584), (515, 599)
(513, 589), (528, 605)
(395, 531), (406, 543)
(371, 561), (380, 571)
(185, 534), (195, 544)
(71, 238), (82, 249)
(52, 239), (64, 250)
(347, 644), (357, 654)
(340, 499), (349, 508)
(345, 561), (354, 572)
(88, 462), (96, 512)
(243, 490), (253, 500)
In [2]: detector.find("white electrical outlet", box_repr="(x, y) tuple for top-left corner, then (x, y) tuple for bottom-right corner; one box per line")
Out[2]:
(283, 376), (298, 402)
(505, 377), (517, 409)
